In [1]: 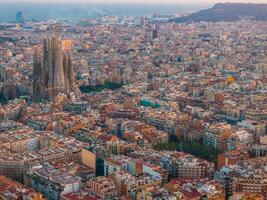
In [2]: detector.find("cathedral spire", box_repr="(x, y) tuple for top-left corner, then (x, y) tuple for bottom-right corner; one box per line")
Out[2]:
(33, 34), (76, 102)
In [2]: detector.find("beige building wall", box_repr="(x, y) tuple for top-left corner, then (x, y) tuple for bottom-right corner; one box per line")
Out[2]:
(260, 136), (267, 145)
(82, 148), (96, 170)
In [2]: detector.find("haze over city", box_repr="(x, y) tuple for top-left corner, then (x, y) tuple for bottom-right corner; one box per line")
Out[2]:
(0, 0), (267, 3)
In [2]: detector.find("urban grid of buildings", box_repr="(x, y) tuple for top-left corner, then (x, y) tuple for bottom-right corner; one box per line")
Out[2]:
(0, 9), (266, 200)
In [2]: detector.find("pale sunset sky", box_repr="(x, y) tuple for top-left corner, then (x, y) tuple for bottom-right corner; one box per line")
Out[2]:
(1, 0), (267, 3)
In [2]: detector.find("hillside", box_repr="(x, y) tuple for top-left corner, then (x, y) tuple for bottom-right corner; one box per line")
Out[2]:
(170, 3), (267, 23)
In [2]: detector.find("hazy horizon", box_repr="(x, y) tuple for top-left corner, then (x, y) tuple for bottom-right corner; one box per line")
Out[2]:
(1, 0), (267, 23)
(0, 0), (267, 4)
(0, 2), (206, 23)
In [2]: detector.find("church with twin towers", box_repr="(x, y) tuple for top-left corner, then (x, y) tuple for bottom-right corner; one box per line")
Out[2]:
(33, 32), (77, 102)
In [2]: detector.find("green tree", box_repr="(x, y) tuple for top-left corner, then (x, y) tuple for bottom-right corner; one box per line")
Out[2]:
(154, 141), (218, 163)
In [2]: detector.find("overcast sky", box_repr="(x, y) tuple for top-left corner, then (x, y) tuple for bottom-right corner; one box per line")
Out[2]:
(1, 0), (267, 3)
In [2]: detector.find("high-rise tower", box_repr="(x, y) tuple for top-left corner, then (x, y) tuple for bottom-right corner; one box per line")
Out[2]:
(16, 11), (24, 23)
(33, 34), (76, 102)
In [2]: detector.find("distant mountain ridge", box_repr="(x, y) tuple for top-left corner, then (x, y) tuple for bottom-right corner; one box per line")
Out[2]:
(170, 3), (267, 23)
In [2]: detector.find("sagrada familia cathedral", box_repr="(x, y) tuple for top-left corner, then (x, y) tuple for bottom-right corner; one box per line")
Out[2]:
(33, 33), (77, 102)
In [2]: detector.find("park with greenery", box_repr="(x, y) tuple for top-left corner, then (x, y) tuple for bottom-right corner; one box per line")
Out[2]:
(154, 141), (218, 163)
(0, 94), (8, 105)
(80, 82), (123, 93)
